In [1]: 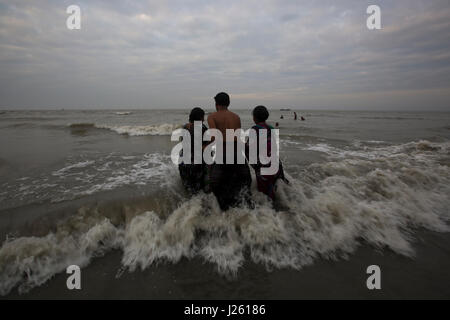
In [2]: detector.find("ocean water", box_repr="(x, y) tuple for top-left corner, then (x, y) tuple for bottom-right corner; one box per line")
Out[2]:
(0, 109), (449, 297)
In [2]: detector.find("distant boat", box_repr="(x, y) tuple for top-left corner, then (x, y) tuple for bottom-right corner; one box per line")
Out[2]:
(114, 111), (132, 115)
(280, 108), (291, 111)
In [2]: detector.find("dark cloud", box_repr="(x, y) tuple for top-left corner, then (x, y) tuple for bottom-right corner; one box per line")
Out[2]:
(0, 0), (449, 110)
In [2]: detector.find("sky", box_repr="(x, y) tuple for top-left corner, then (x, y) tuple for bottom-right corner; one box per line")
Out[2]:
(0, 0), (449, 110)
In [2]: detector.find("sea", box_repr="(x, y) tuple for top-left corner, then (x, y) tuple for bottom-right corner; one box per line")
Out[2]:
(0, 109), (449, 298)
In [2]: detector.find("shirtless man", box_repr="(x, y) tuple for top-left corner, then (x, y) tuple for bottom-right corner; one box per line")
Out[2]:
(206, 92), (252, 210)
(207, 92), (241, 140)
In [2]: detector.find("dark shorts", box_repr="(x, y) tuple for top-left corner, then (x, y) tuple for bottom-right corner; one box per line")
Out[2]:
(179, 163), (205, 194)
(208, 163), (252, 210)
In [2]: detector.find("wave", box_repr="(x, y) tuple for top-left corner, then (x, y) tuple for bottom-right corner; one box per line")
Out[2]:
(0, 140), (449, 295)
(52, 160), (95, 176)
(0, 153), (174, 209)
(67, 123), (181, 136)
(304, 139), (448, 160)
(96, 123), (181, 136)
(114, 112), (132, 116)
(69, 123), (96, 129)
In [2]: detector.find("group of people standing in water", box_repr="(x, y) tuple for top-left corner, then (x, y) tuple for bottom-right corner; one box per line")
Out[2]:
(178, 92), (288, 210)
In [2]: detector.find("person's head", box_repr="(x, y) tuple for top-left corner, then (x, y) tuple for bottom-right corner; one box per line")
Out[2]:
(252, 105), (269, 123)
(214, 92), (230, 110)
(189, 107), (205, 123)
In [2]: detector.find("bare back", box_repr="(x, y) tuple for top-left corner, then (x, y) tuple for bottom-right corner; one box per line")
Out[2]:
(207, 109), (241, 141)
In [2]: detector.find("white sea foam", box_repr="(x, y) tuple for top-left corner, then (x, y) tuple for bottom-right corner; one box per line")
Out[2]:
(79, 153), (174, 196)
(1, 153), (175, 206)
(96, 123), (181, 136)
(0, 140), (449, 295)
(0, 219), (123, 295)
(52, 160), (95, 176)
(305, 140), (449, 161)
(67, 122), (181, 136)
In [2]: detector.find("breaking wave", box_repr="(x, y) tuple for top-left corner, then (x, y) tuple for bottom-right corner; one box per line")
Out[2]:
(0, 153), (174, 208)
(97, 123), (181, 136)
(0, 140), (449, 296)
(67, 123), (181, 136)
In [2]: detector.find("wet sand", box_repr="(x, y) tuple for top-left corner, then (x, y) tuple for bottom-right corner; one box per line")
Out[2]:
(3, 230), (450, 300)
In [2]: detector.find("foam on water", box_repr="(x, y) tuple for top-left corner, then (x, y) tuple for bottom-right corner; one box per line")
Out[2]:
(52, 160), (95, 176)
(0, 140), (449, 295)
(66, 122), (181, 136)
(0, 219), (123, 295)
(0, 153), (174, 208)
(95, 123), (181, 136)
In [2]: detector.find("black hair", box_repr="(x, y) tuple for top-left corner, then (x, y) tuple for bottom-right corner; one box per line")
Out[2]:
(252, 105), (269, 122)
(214, 92), (230, 107)
(189, 107), (205, 123)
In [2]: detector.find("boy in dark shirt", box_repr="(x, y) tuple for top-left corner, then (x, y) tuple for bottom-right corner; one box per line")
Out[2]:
(178, 107), (208, 193)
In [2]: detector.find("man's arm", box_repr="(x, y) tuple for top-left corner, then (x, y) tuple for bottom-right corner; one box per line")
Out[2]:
(207, 114), (216, 129)
(207, 114), (216, 144)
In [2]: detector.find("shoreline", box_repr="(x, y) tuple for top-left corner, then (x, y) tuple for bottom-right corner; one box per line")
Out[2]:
(3, 229), (450, 300)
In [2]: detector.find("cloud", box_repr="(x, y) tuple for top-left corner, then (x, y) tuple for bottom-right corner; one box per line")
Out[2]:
(0, 0), (449, 110)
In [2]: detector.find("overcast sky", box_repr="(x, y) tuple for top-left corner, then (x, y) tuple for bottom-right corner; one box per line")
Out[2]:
(0, 0), (449, 110)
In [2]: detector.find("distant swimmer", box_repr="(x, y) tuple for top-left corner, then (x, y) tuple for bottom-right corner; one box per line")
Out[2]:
(301, 116), (305, 121)
(207, 92), (252, 210)
(275, 122), (279, 128)
(294, 112), (297, 120)
(178, 107), (208, 193)
(280, 115), (284, 119)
